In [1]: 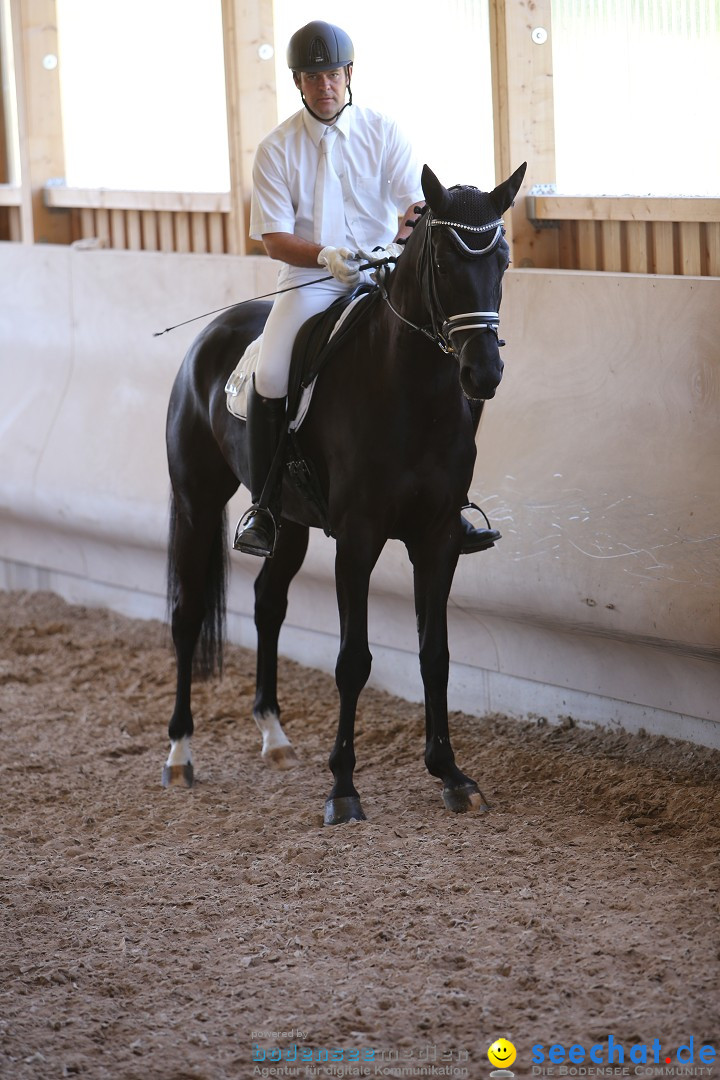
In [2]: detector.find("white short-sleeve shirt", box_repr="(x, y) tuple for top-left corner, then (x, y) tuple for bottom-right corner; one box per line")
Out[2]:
(250, 104), (423, 256)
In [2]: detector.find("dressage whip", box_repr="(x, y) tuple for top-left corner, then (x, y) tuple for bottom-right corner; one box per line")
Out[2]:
(152, 254), (394, 338)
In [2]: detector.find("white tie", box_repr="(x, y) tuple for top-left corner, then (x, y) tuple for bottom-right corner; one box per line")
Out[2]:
(314, 127), (346, 246)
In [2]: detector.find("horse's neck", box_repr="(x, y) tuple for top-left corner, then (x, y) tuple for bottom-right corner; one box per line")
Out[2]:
(384, 220), (429, 329)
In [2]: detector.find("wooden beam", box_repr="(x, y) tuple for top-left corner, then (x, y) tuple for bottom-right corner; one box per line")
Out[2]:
(44, 187), (232, 212)
(13, 0), (70, 243)
(3, 0), (32, 240)
(221, 0), (277, 256)
(0, 3), (10, 185)
(529, 194), (720, 224)
(0, 182), (21, 205)
(489, 0), (558, 268)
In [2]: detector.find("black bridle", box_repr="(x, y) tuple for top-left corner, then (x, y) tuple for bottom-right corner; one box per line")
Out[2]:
(380, 211), (506, 355)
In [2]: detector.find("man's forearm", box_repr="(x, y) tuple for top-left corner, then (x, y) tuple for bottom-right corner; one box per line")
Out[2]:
(262, 232), (324, 267)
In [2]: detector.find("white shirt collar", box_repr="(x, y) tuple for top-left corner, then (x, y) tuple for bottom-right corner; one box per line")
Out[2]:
(302, 104), (352, 147)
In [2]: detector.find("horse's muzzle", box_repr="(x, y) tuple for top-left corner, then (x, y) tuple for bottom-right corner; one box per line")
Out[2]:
(458, 338), (503, 401)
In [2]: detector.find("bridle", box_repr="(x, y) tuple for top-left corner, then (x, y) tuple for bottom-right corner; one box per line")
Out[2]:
(379, 211), (506, 356)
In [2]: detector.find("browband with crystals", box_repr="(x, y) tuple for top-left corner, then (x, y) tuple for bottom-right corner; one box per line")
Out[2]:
(429, 217), (504, 233)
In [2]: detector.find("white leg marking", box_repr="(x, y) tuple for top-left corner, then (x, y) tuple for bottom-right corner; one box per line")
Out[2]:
(162, 737), (194, 787)
(166, 737), (193, 768)
(254, 711), (298, 769)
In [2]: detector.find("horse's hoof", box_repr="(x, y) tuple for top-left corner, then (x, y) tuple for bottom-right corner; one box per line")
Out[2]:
(323, 796), (367, 826)
(442, 782), (491, 814)
(162, 763), (194, 788)
(262, 744), (299, 770)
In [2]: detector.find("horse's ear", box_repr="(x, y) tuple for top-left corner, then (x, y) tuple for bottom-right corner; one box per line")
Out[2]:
(421, 165), (452, 216)
(490, 162), (528, 215)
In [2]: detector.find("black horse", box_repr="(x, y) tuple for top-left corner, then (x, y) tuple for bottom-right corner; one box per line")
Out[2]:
(163, 162), (527, 824)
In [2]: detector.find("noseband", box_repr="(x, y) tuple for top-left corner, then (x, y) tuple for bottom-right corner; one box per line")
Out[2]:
(380, 211), (506, 355)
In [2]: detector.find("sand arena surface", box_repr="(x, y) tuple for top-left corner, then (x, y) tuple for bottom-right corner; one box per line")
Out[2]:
(1, 590), (718, 1079)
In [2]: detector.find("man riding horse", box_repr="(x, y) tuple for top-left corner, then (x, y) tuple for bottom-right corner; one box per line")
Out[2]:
(233, 20), (500, 559)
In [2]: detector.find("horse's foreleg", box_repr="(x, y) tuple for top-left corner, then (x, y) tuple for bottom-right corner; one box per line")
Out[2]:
(409, 536), (490, 815)
(324, 531), (383, 825)
(253, 519), (309, 768)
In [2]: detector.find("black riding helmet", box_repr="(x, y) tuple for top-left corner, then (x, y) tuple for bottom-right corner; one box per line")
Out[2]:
(287, 20), (354, 122)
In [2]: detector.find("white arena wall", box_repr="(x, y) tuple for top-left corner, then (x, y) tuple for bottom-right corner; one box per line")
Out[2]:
(1, 241), (718, 748)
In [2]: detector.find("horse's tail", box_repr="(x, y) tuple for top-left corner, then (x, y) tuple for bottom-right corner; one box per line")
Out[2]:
(166, 491), (228, 680)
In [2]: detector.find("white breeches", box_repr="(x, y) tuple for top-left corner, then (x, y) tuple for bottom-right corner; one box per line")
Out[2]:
(255, 274), (365, 399)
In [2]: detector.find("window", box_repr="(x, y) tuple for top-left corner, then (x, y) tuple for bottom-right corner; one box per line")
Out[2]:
(551, 0), (720, 195)
(56, 0), (230, 191)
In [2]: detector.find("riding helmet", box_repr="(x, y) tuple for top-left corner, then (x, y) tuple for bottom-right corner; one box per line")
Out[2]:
(286, 21), (354, 72)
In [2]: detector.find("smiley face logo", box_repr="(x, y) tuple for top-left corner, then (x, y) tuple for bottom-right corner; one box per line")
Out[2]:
(488, 1039), (517, 1069)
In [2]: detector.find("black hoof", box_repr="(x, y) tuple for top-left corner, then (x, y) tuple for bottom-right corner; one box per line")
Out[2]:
(442, 782), (491, 814)
(323, 796), (367, 826)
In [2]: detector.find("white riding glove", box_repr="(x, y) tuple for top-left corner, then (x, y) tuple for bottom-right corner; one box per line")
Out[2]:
(317, 246), (361, 286)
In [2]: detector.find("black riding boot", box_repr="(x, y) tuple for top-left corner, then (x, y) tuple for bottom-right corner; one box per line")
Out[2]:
(233, 378), (286, 558)
(460, 400), (501, 554)
(460, 505), (501, 554)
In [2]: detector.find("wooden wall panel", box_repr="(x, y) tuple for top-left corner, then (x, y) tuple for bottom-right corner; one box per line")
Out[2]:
(191, 212), (208, 254)
(126, 209), (142, 251)
(626, 221), (649, 274)
(600, 220), (623, 272)
(678, 222), (702, 276)
(705, 224), (720, 278)
(576, 221), (598, 271)
(652, 222), (676, 275)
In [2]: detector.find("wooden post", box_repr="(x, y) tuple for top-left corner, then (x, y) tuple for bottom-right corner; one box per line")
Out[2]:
(0, 5), (10, 185)
(489, 0), (558, 268)
(11, 0), (70, 243)
(221, 0), (277, 256)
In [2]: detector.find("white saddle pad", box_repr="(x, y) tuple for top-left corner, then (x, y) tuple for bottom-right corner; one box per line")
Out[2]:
(224, 293), (368, 432)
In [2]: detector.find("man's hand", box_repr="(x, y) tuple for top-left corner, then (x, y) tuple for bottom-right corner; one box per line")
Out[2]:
(317, 246), (361, 286)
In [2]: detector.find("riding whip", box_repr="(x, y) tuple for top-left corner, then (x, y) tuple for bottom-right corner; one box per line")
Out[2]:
(152, 254), (395, 338)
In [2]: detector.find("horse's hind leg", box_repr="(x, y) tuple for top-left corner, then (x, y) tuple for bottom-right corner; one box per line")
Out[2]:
(252, 518), (309, 768)
(164, 479), (235, 788)
(408, 534), (490, 815)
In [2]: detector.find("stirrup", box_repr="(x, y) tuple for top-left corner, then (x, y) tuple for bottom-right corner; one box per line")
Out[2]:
(460, 502), (501, 555)
(233, 505), (278, 558)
